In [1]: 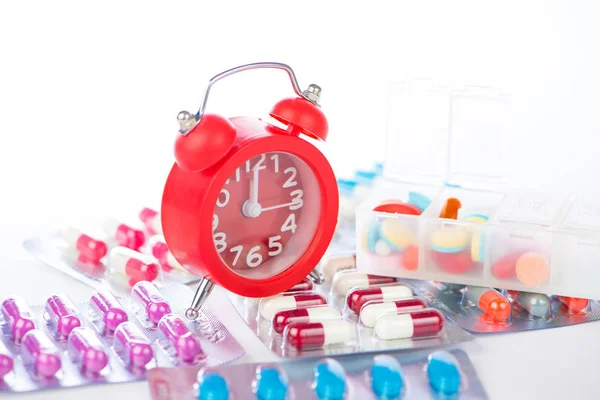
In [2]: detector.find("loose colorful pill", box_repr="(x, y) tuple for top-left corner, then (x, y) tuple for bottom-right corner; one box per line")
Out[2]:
(373, 201), (421, 216)
(517, 292), (552, 319)
(1, 295), (36, 343)
(360, 298), (427, 328)
(427, 351), (461, 395)
(430, 228), (469, 253)
(109, 246), (159, 286)
(284, 278), (314, 293)
(148, 235), (185, 274)
(255, 367), (288, 400)
(62, 227), (108, 263)
(491, 252), (522, 279)
(139, 208), (162, 236)
(89, 290), (128, 333)
(313, 359), (347, 400)
(465, 286), (511, 322)
(439, 198), (461, 219)
(462, 213), (489, 224)
(516, 252), (550, 286)
(158, 314), (203, 363)
(332, 272), (396, 297)
(557, 296), (589, 313)
(320, 254), (356, 283)
(21, 330), (62, 378)
(0, 340), (14, 378)
(374, 309), (444, 340)
(131, 281), (171, 325)
(259, 293), (327, 320)
(44, 294), (81, 338)
(408, 191), (431, 212)
(286, 320), (355, 350)
(113, 322), (153, 368)
(366, 221), (380, 252)
(346, 285), (413, 313)
(272, 306), (341, 334)
(401, 245), (419, 271)
(103, 218), (146, 251)
(371, 355), (404, 398)
(432, 251), (474, 274)
(470, 231), (485, 262)
(67, 327), (109, 373)
(198, 372), (229, 400)
(379, 219), (414, 251)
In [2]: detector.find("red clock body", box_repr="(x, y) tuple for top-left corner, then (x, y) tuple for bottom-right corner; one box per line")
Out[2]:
(161, 116), (339, 297)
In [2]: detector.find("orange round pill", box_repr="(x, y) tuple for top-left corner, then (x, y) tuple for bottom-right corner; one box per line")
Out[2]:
(401, 245), (419, 271)
(515, 252), (550, 286)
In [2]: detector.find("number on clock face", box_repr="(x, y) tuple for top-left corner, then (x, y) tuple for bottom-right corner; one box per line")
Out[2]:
(212, 152), (309, 271)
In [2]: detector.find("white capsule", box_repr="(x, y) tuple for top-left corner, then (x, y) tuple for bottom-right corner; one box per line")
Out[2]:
(322, 320), (355, 345)
(361, 303), (398, 328)
(321, 254), (356, 283)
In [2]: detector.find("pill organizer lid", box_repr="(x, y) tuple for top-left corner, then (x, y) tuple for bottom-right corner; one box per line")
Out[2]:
(384, 80), (516, 190)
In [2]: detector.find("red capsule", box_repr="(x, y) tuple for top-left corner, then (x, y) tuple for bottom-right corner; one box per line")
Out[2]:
(557, 296), (589, 313)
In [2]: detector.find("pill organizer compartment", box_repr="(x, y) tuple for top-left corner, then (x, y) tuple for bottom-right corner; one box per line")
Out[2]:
(356, 80), (600, 298)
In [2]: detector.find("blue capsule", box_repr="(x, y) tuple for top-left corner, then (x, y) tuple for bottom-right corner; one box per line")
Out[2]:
(371, 355), (404, 399)
(255, 367), (288, 400)
(313, 358), (347, 400)
(408, 191), (432, 212)
(197, 372), (229, 400)
(427, 351), (461, 396)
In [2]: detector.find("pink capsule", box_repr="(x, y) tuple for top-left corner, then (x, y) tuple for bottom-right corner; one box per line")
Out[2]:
(67, 327), (109, 373)
(1, 295), (36, 343)
(62, 227), (108, 264)
(108, 246), (159, 286)
(148, 235), (185, 273)
(113, 322), (153, 368)
(45, 294), (81, 338)
(0, 340), (14, 378)
(157, 314), (203, 363)
(21, 330), (62, 378)
(139, 208), (162, 235)
(132, 281), (171, 325)
(89, 291), (128, 333)
(103, 218), (146, 251)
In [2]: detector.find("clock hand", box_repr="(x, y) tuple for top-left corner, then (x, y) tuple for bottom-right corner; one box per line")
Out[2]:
(249, 167), (259, 205)
(261, 201), (298, 212)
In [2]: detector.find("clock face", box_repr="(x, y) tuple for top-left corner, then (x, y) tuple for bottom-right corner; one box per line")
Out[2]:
(212, 152), (321, 279)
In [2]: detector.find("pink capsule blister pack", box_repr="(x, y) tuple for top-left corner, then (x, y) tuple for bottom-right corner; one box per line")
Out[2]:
(23, 207), (199, 294)
(0, 282), (243, 393)
(229, 242), (473, 358)
(402, 280), (600, 333)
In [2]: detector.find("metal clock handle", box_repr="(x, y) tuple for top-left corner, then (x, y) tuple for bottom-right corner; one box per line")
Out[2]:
(178, 62), (322, 136)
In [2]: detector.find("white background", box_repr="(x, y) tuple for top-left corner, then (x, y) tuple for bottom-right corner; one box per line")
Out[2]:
(1, 1), (600, 399)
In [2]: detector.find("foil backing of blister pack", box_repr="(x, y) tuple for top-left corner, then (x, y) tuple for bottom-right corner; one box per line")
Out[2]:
(24, 231), (199, 295)
(404, 279), (600, 333)
(0, 285), (243, 393)
(148, 348), (488, 400)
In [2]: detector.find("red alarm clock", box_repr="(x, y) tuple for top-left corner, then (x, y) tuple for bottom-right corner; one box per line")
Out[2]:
(161, 63), (339, 319)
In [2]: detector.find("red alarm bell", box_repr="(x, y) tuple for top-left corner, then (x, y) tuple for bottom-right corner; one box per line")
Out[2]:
(161, 63), (339, 319)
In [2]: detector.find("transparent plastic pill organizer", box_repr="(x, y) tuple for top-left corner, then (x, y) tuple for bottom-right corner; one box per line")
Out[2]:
(356, 80), (600, 300)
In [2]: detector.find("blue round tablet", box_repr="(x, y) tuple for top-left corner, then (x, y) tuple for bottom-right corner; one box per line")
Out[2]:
(371, 355), (404, 398)
(255, 367), (288, 400)
(313, 358), (347, 400)
(198, 372), (229, 400)
(427, 351), (461, 396)
(408, 191), (432, 212)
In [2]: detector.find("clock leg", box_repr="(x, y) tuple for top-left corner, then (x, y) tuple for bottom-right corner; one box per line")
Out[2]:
(185, 277), (216, 320)
(308, 269), (324, 285)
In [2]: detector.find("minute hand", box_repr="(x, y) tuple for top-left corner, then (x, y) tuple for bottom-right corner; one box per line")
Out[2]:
(261, 201), (297, 212)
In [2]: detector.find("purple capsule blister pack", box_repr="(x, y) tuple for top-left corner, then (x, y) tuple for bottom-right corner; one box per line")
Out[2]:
(0, 282), (243, 393)
(23, 207), (200, 295)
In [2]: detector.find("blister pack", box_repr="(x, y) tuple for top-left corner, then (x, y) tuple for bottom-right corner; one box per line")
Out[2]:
(148, 348), (487, 400)
(404, 280), (600, 333)
(228, 249), (473, 357)
(23, 207), (200, 294)
(0, 282), (243, 393)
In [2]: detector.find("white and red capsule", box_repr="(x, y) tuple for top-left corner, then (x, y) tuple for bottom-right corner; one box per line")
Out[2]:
(148, 235), (186, 274)
(332, 272), (396, 297)
(259, 293), (327, 320)
(272, 306), (341, 334)
(139, 208), (162, 236)
(103, 218), (145, 251)
(359, 298), (427, 327)
(286, 320), (355, 350)
(62, 228), (108, 264)
(346, 285), (413, 313)
(108, 247), (159, 286)
(374, 309), (445, 340)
